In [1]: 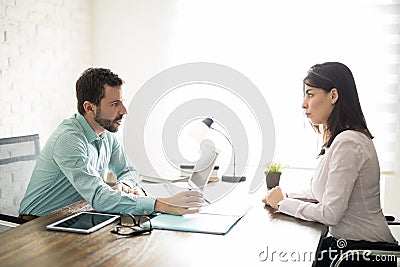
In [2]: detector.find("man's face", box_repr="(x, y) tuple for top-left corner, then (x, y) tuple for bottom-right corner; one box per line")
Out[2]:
(94, 85), (127, 133)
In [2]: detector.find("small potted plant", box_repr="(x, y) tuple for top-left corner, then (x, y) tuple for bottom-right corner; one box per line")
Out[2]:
(265, 162), (284, 189)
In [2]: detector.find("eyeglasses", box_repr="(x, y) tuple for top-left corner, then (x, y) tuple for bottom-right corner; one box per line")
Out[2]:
(111, 214), (152, 236)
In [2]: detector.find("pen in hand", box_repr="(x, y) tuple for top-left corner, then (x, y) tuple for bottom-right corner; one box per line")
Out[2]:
(187, 187), (210, 204)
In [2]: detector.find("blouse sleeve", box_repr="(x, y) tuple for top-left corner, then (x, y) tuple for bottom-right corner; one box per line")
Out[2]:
(286, 180), (315, 200)
(278, 137), (365, 226)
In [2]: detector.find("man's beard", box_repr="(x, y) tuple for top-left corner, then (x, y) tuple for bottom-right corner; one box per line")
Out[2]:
(94, 109), (123, 133)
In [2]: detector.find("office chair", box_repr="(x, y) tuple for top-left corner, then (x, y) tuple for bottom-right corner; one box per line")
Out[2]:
(0, 134), (40, 233)
(330, 216), (400, 267)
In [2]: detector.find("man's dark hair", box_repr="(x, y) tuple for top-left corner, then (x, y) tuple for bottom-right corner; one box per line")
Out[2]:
(76, 68), (124, 115)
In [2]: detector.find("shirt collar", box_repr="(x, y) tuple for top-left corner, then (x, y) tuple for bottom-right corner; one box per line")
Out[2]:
(75, 113), (101, 144)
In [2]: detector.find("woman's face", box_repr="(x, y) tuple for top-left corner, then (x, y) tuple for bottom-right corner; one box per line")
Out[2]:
(302, 85), (336, 126)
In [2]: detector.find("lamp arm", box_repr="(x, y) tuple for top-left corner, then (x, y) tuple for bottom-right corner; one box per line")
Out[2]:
(210, 126), (236, 178)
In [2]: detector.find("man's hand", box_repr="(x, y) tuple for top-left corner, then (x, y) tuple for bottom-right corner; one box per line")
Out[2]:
(155, 190), (204, 215)
(262, 186), (285, 209)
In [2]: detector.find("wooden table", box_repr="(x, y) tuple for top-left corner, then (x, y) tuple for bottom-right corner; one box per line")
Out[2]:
(0, 187), (327, 267)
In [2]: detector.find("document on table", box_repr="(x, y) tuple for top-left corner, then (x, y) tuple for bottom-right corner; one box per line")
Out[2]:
(199, 197), (252, 217)
(149, 213), (245, 235)
(145, 176), (252, 234)
(150, 197), (251, 235)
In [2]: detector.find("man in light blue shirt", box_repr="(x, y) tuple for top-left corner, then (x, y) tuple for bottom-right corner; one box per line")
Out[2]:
(19, 68), (203, 218)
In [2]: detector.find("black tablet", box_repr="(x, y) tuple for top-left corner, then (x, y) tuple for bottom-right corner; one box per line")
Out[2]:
(46, 211), (120, 234)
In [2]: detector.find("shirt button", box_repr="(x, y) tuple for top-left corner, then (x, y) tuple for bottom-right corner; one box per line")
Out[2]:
(143, 211), (148, 215)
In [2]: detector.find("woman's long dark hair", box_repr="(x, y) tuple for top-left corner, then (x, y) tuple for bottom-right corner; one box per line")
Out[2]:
(303, 62), (372, 155)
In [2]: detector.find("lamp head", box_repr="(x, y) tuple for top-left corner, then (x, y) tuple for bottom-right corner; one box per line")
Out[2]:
(202, 118), (214, 128)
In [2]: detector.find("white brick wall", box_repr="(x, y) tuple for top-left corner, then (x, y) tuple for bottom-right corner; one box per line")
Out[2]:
(0, 0), (92, 144)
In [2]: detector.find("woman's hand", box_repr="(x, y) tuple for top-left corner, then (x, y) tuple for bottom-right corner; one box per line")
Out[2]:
(262, 186), (285, 209)
(154, 190), (204, 215)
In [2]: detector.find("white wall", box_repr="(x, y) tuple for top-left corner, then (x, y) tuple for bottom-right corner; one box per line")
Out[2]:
(0, 0), (93, 143)
(385, 83), (400, 239)
(92, 0), (319, 167)
(92, 0), (398, 167)
(92, 0), (173, 106)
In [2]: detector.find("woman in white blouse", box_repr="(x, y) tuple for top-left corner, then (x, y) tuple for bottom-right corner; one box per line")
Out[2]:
(263, 62), (397, 266)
